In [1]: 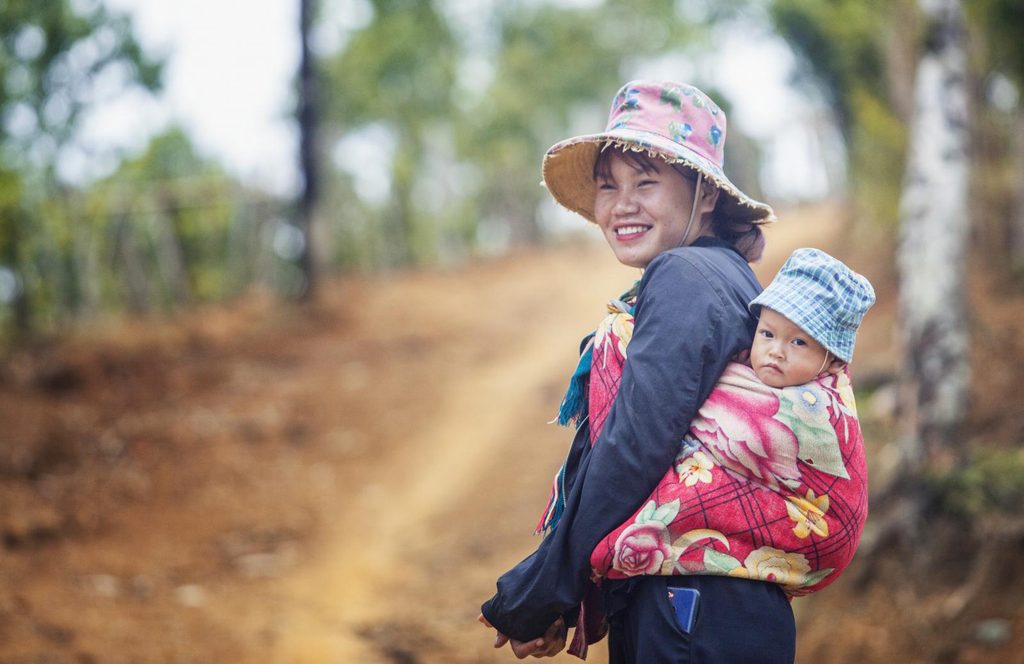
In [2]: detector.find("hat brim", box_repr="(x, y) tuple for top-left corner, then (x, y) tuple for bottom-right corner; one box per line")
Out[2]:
(542, 129), (776, 225)
(748, 295), (855, 363)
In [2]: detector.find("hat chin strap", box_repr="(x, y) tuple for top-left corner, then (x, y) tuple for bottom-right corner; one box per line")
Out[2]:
(817, 351), (832, 376)
(677, 172), (705, 249)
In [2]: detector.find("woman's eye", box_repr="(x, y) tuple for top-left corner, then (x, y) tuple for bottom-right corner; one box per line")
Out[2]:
(638, 179), (657, 187)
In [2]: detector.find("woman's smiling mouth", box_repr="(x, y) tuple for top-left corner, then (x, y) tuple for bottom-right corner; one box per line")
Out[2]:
(614, 225), (652, 238)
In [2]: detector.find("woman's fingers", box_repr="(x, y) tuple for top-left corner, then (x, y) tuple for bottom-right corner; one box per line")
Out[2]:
(509, 617), (567, 659)
(481, 615), (565, 658)
(542, 618), (566, 654)
(509, 638), (546, 659)
(542, 637), (566, 656)
(479, 613), (507, 648)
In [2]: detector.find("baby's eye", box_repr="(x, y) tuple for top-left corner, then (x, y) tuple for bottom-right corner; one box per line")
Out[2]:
(758, 329), (773, 339)
(791, 338), (807, 347)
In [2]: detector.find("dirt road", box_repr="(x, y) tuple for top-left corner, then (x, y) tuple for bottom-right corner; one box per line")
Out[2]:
(0, 207), (852, 663)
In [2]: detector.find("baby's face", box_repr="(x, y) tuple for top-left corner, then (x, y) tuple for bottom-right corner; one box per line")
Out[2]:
(750, 308), (831, 388)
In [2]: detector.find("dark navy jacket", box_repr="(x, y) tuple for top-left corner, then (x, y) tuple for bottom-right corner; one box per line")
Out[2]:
(481, 237), (763, 641)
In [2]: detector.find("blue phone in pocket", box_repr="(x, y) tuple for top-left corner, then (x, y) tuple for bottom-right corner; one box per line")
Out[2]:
(667, 586), (700, 633)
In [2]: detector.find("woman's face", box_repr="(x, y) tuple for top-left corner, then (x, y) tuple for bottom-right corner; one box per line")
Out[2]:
(593, 152), (714, 269)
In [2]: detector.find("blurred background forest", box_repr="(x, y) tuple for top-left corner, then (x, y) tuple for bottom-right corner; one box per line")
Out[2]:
(3, 0), (1024, 322)
(2, 0), (1024, 662)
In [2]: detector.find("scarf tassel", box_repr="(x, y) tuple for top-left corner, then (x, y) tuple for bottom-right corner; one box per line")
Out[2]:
(556, 341), (593, 427)
(534, 463), (566, 535)
(539, 339), (595, 535)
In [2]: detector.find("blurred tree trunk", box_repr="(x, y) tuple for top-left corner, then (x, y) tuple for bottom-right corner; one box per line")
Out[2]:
(153, 210), (193, 307)
(4, 217), (32, 334)
(71, 212), (100, 319)
(884, 2), (921, 125)
(226, 206), (256, 295)
(115, 217), (153, 314)
(297, 0), (319, 299)
(975, 0), (1024, 272)
(1012, 109), (1024, 271)
(388, 135), (419, 266)
(897, 0), (970, 477)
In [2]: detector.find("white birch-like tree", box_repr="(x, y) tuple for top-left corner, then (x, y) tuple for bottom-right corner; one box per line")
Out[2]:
(897, 0), (970, 475)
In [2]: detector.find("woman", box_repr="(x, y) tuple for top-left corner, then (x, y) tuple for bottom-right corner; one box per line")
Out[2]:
(479, 80), (795, 662)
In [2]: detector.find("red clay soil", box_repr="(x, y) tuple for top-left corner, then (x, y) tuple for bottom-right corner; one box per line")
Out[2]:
(0, 204), (1021, 663)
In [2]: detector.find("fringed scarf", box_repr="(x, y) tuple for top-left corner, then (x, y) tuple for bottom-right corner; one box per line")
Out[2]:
(536, 285), (638, 536)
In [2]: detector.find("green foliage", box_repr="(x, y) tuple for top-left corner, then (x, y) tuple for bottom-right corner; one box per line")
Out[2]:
(930, 448), (1024, 518)
(320, 0), (715, 263)
(0, 0), (160, 167)
(102, 129), (234, 303)
(971, 0), (1024, 85)
(456, 4), (635, 245)
(0, 125), (284, 338)
(322, 0), (456, 266)
(0, 0), (165, 335)
(768, 0), (910, 227)
(770, 0), (890, 139)
(959, 0), (1024, 276)
(848, 87), (907, 227)
(327, 1), (454, 128)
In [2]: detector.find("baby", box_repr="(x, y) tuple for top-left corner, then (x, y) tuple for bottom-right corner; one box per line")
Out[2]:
(749, 246), (875, 388)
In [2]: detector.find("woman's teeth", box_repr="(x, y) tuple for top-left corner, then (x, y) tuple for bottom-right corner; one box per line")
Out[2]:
(616, 225), (650, 236)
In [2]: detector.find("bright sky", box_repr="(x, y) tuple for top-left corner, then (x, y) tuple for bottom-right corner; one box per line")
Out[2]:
(93, 0), (301, 195)
(88, 0), (835, 202)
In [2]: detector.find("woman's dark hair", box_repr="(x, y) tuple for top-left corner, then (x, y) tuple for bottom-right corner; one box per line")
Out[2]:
(593, 148), (695, 183)
(592, 147), (765, 262)
(710, 209), (766, 263)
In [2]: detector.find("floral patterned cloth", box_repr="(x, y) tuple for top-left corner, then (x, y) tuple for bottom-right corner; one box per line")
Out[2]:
(586, 308), (868, 597)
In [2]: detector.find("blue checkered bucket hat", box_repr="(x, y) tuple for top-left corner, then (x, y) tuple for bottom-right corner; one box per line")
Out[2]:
(749, 248), (875, 363)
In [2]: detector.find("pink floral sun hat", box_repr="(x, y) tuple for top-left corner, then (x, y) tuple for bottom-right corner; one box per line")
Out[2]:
(542, 80), (776, 224)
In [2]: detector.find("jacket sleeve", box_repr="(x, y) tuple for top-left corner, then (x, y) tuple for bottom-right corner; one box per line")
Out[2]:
(481, 251), (754, 641)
